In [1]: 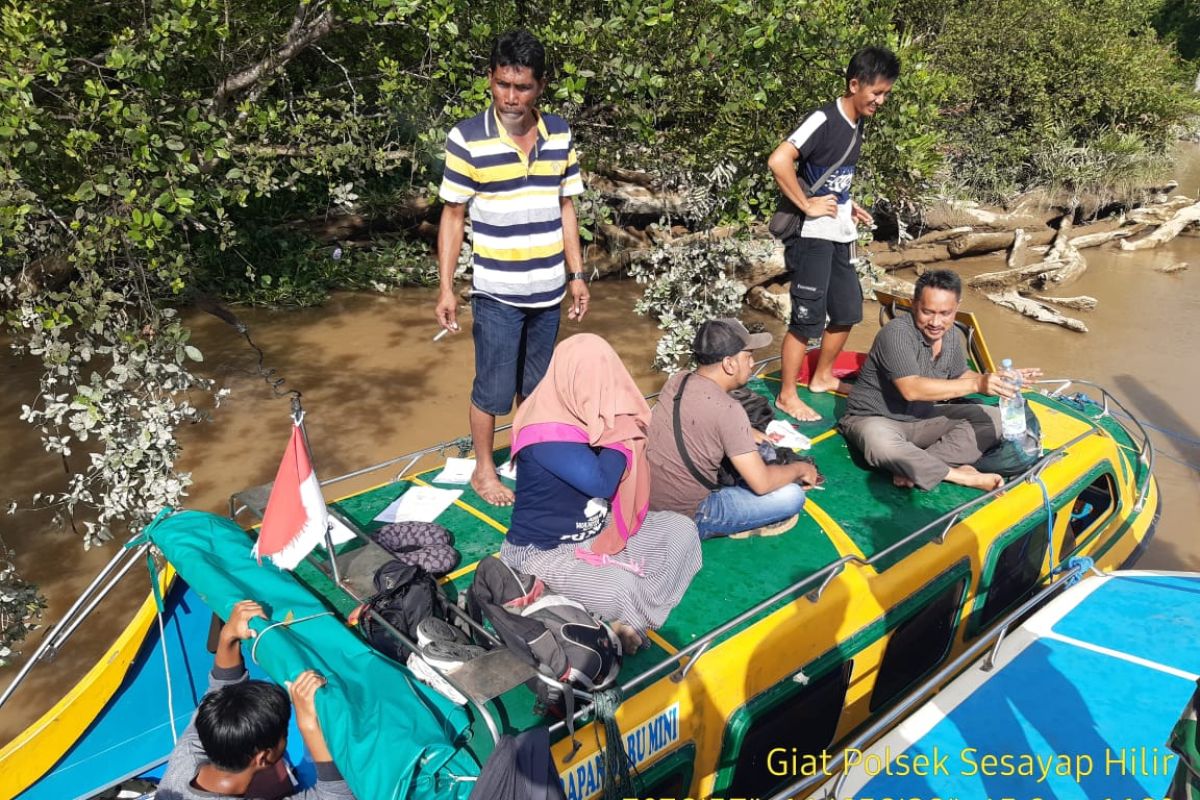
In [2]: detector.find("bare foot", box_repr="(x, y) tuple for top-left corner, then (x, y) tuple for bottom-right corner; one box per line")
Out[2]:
(471, 467), (514, 506)
(807, 376), (851, 395)
(946, 465), (1004, 492)
(610, 620), (644, 654)
(892, 474), (916, 488)
(776, 393), (821, 422)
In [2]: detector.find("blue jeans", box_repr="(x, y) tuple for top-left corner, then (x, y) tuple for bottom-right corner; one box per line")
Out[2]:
(694, 482), (807, 540)
(470, 295), (561, 415)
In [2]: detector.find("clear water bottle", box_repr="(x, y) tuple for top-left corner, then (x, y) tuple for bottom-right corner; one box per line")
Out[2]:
(998, 358), (1026, 441)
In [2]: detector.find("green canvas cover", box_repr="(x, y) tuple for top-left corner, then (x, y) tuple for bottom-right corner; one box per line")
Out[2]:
(145, 510), (479, 800)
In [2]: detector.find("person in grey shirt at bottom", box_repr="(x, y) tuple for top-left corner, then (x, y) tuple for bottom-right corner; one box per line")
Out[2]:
(839, 269), (1041, 492)
(156, 600), (354, 800)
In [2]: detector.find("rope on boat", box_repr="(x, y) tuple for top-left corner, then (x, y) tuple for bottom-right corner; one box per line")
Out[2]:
(194, 295), (302, 405)
(591, 687), (639, 800)
(1031, 474), (1055, 578)
(131, 512), (181, 745)
(249, 612), (336, 666)
(1058, 391), (1199, 472)
(156, 607), (178, 744)
(1053, 555), (1099, 585)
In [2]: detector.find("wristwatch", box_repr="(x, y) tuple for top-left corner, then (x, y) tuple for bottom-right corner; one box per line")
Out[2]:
(567, 271), (587, 282)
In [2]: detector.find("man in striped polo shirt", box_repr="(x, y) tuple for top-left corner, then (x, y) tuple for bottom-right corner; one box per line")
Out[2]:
(435, 29), (589, 506)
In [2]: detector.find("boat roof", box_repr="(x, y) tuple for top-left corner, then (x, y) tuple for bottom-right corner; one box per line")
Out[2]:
(829, 570), (1200, 800)
(282, 367), (1151, 759)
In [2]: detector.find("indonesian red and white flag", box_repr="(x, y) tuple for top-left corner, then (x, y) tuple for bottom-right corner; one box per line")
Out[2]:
(255, 422), (329, 570)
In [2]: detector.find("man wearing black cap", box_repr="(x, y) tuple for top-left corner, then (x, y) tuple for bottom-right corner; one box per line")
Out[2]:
(647, 319), (821, 539)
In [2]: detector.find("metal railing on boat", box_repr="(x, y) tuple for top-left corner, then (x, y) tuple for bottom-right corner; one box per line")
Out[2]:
(0, 540), (153, 711)
(763, 560), (1101, 800)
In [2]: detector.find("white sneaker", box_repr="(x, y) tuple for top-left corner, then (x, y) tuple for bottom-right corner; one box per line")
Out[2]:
(406, 652), (468, 705)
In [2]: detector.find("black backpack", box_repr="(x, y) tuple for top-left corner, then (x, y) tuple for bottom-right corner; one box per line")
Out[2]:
(467, 558), (621, 708)
(357, 559), (446, 662)
(948, 398), (1044, 478)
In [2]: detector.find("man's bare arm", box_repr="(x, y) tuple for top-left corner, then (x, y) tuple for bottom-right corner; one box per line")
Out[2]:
(435, 202), (467, 332)
(729, 451), (820, 495)
(893, 370), (1021, 402)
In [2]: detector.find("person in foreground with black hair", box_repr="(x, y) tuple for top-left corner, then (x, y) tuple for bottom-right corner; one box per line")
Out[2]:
(157, 600), (354, 800)
(768, 45), (901, 422)
(839, 269), (1041, 492)
(647, 319), (821, 540)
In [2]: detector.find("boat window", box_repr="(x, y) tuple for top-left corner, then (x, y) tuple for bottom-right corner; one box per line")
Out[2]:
(870, 577), (968, 712)
(1067, 473), (1115, 541)
(728, 661), (854, 797)
(639, 743), (696, 799)
(977, 527), (1050, 630)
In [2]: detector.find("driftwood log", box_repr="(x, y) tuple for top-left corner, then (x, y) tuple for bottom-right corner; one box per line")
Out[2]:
(747, 285), (790, 322)
(984, 290), (1088, 332)
(909, 226), (974, 246)
(969, 216), (1087, 293)
(948, 229), (1057, 258)
(1120, 201), (1200, 251)
(1033, 294), (1098, 311)
(871, 243), (953, 270)
(1126, 196), (1196, 225)
(924, 200), (1050, 231)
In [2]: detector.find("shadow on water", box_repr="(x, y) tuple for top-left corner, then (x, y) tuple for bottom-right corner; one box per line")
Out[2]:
(1113, 372), (1200, 483)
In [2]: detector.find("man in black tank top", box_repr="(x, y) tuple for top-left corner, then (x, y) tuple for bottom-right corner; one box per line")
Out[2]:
(767, 46), (900, 423)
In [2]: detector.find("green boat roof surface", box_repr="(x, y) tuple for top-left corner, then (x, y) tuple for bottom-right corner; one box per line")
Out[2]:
(272, 372), (1143, 757)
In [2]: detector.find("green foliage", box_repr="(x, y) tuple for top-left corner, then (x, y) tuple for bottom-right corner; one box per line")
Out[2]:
(928, 0), (1199, 199)
(0, 536), (44, 666)
(524, 0), (950, 218)
(629, 237), (748, 372)
(1155, 0), (1200, 61)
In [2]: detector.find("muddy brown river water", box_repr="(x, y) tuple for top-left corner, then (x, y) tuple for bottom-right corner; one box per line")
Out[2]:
(2, 143), (1198, 743)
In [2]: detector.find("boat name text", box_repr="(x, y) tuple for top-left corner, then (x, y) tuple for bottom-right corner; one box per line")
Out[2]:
(560, 703), (681, 800)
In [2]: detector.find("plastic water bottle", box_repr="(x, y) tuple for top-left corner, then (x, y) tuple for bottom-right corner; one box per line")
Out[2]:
(998, 358), (1026, 441)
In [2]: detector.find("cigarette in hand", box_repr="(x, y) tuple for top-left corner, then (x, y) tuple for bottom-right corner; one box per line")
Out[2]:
(433, 323), (459, 342)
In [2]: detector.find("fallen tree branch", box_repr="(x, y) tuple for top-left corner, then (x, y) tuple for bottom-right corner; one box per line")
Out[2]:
(970, 260), (1061, 290)
(1065, 224), (1144, 249)
(1126, 196), (1196, 225)
(971, 214), (1087, 291)
(948, 228), (1056, 257)
(1007, 228), (1030, 268)
(909, 226), (973, 246)
(746, 285), (790, 322)
(1119, 201), (1200, 251)
(214, 2), (336, 109)
(1032, 294), (1098, 311)
(592, 165), (658, 189)
(984, 290), (1088, 332)
(870, 243), (952, 270)
(585, 173), (689, 217)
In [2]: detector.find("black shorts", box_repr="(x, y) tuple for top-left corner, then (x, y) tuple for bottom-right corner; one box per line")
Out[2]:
(785, 238), (863, 340)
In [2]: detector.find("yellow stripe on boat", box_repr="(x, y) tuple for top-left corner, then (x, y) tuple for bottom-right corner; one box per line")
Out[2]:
(0, 564), (176, 800)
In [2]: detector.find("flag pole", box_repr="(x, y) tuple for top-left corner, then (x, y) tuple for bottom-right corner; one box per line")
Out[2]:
(292, 397), (343, 587)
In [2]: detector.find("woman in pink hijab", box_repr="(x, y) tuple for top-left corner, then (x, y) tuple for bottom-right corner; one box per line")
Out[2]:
(500, 334), (702, 651)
